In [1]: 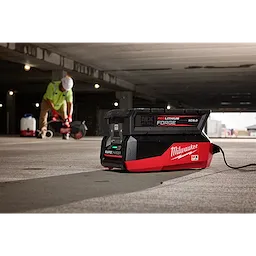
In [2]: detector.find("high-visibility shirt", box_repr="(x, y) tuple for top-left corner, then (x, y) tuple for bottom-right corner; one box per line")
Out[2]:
(43, 81), (73, 110)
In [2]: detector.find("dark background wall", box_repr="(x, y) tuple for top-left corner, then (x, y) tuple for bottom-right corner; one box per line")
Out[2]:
(0, 59), (167, 136)
(0, 92), (6, 134)
(0, 91), (118, 135)
(0, 89), (165, 135)
(74, 92), (116, 136)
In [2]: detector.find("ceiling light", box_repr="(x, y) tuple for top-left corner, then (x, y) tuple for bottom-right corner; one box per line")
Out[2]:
(94, 83), (100, 89)
(240, 102), (251, 105)
(24, 64), (31, 71)
(221, 102), (231, 105)
(35, 103), (40, 108)
(166, 104), (171, 110)
(0, 103), (3, 108)
(114, 101), (119, 107)
(8, 91), (14, 96)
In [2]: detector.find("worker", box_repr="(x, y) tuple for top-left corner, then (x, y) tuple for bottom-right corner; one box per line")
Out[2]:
(37, 75), (74, 139)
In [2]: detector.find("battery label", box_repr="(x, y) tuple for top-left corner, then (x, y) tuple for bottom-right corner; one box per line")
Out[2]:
(156, 115), (200, 127)
(104, 150), (121, 155)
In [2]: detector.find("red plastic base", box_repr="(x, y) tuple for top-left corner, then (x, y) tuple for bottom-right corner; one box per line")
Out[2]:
(20, 130), (36, 137)
(124, 142), (214, 172)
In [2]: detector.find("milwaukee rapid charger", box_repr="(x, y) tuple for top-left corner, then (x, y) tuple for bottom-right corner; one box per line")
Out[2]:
(100, 108), (219, 172)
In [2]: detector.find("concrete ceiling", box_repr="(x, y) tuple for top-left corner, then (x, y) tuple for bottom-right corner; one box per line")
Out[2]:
(0, 58), (112, 93)
(2, 43), (256, 110)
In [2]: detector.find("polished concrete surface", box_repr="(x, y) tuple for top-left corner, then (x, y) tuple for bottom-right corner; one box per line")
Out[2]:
(0, 137), (256, 213)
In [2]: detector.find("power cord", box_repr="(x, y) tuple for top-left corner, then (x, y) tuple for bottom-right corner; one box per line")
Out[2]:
(214, 144), (256, 170)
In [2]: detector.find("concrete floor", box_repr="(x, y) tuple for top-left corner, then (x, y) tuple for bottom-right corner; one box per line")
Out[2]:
(1, 137), (256, 213)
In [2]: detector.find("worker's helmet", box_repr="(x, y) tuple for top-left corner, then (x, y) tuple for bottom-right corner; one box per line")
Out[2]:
(61, 76), (73, 91)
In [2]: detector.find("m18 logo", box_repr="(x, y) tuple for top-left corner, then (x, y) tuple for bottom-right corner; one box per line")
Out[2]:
(191, 155), (199, 161)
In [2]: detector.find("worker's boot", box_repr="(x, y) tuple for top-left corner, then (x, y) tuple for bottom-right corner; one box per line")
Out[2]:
(62, 133), (70, 140)
(37, 128), (47, 139)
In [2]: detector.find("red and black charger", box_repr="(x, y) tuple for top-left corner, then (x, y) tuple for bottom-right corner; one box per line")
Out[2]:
(100, 109), (256, 172)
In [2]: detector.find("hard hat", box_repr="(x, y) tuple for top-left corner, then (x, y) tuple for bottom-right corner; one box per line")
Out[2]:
(61, 76), (73, 91)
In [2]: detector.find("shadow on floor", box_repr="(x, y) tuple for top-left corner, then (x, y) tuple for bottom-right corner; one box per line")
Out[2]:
(0, 169), (198, 213)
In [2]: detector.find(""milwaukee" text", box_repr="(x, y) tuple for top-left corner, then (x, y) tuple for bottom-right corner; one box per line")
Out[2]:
(170, 144), (198, 157)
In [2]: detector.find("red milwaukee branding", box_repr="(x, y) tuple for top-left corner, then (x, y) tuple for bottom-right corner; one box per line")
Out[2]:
(157, 116), (180, 126)
(170, 144), (198, 160)
(156, 115), (198, 126)
(157, 116), (180, 121)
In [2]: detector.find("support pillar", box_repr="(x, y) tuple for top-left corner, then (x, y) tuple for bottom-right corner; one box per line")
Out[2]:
(6, 91), (16, 134)
(115, 91), (133, 109)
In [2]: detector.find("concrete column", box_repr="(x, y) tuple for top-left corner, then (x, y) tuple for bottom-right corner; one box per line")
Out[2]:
(115, 91), (133, 109)
(52, 70), (67, 81)
(6, 91), (16, 134)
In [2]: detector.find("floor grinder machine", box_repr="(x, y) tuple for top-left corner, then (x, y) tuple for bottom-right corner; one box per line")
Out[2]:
(100, 108), (256, 172)
(37, 119), (88, 140)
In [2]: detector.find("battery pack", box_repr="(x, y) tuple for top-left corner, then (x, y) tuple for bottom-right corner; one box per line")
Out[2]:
(100, 109), (218, 172)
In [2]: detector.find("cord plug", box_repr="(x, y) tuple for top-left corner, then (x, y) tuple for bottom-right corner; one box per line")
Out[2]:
(212, 143), (220, 154)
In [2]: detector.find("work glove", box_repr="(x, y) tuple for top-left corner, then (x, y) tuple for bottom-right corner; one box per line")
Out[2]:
(52, 109), (59, 121)
(63, 118), (70, 128)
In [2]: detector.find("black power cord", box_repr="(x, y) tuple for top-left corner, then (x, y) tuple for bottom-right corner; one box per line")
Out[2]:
(213, 144), (256, 170)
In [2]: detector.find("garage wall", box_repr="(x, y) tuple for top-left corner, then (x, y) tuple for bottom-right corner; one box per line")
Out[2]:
(0, 90), (159, 135)
(0, 93), (6, 134)
(73, 92), (116, 136)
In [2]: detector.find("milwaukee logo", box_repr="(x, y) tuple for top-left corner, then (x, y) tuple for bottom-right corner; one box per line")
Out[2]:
(170, 144), (198, 160)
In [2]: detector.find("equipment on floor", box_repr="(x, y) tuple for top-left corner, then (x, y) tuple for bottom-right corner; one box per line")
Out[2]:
(20, 114), (36, 137)
(37, 119), (88, 140)
(100, 108), (220, 172)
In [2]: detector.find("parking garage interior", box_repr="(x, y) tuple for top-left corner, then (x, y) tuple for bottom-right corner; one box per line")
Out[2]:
(0, 58), (166, 135)
(1, 43), (256, 137)
(1, 43), (256, 226)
